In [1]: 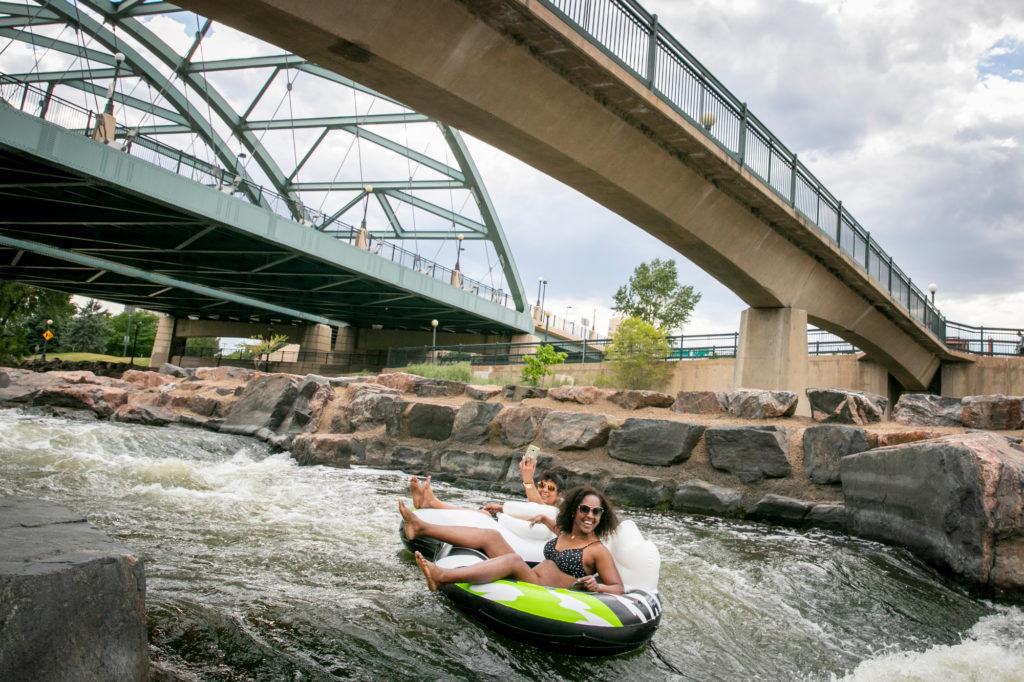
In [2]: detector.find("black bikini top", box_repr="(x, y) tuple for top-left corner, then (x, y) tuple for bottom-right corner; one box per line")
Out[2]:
(543, 536), (600, 579)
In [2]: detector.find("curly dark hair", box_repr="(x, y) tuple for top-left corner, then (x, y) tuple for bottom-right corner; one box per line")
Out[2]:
(537, 469), (565, 493)
(556, 486), (619, 538)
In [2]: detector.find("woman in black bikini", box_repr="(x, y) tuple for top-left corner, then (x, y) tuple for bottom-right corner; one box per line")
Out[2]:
(401, 486), (624, 595)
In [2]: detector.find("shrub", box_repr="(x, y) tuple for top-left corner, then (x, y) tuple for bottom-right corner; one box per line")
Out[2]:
(402, 361), (473, 382)
(521, 344), (567, 386)
(606, 317), (672, 390)
(241, 333), (289, 370)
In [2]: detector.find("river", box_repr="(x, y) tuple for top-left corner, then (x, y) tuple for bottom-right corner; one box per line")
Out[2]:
(0, 407), (1022, 680)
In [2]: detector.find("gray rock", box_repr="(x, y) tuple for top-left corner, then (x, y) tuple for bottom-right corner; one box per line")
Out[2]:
(806, 388), (887, 424)
(672, 480), (743, 516)
(802, 424), (869, 484)
(452, 401), (503, 444)
(842, 432), (1024, 590)
(893, 393), (964, 427)
(607, 418), (705, 466)
(961, 394), (1024, 430)
(671, 391), (728, 414)
(807, 503), (847, 530)
(436, 448), (512, 481)
(503, 384), (548, 401)
(0, 496), (148, 681)
(112, 403), (179, 426)
(347, 384), (406, 435)
(608, 390), (674, 410)
(406, 403), (456, 440)
(221, 374), (300, 436)
(277, 375), (335, 435)
(0, 370), (8, 389)
(385, 445), (433, 473)
(414, 379), (467, 397)
(548, 385), (607, 405)
(706, 425), (790, 483)
(541, 411), (612, 450)
(605, 475), (673, 508)
(465, 384), (502, 401)
(158, 362), (190, 378)
(496, 406), (551, 447)
(727, 389), (798, 419)
(374, 372), (424, 393)
(290, 433), (363, 468)
(747, 494), (814, 523)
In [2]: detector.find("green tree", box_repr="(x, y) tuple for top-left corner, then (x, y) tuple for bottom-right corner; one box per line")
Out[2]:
(184, 336), (221, 357)
(612, 258), (701, 333)
(62, 299), (113, 353)
(241, 333), (289, 370)
(521, 344), (567, 386)
(106, 309), (159, 357)
(606, 317), (672, 389)
(0, 281), (74, 362)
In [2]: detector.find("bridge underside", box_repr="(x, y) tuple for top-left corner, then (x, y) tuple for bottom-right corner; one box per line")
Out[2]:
(0, 106), (531, 336)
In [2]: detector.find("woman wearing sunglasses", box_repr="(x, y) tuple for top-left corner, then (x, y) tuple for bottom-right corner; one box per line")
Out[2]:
(400, 486), (624, 595)
(409, 457), (565, 513)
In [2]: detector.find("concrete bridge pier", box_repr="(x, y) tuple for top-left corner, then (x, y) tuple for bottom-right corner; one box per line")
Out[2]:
(149, 316), (333, 366)
(733, 307), (810, 416)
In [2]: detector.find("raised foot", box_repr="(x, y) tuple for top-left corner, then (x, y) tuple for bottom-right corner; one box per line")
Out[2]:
(398, 500), (420, 542)
(415, 551), (440, 592)
(409, 476), (424, 509)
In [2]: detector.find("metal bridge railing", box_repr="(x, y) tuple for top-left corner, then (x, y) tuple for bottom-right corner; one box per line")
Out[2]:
(0, 74), (513, 311)
(539, 0), (946, 339)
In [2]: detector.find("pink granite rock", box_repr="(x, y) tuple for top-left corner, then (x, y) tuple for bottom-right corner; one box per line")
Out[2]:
(961, 395), (1024, 430)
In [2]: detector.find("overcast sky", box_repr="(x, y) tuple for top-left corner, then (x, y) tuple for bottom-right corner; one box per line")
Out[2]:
(462, 0), (1024, 334)
(3, 0), (1023, 338)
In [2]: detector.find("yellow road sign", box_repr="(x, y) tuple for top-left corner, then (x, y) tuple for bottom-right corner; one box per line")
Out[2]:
(41, 330), (54, 341)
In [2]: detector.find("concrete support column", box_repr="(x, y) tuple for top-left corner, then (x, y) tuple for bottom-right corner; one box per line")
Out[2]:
(299, 323), (332, 354)
(149, 315), (175, 367)
(333, 326), (357, 353)
(733, 307), (809, 416)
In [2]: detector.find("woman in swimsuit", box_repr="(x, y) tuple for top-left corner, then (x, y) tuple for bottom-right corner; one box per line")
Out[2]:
(401, 486), (624, 595)
(409, 459), (565, 514)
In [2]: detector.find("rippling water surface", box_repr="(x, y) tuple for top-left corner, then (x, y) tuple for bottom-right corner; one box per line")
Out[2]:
(1, 408), (1022, 681)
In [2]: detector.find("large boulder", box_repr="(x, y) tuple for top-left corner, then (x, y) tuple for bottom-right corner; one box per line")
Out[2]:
(727, 389), (798, 419)
(111, 403), (179, 426)
(158, 362), (190, 378)
(32, 384), (129, 417)
(892, 393), (964, 427)
(119, 369), (175, 389)
(672, 480), (743, 516)
(406, 403), (457, 440)
(961, 395), (1024, 430)
(607, 418), (705, 466)
(345, 384), (406, 435)
(802, 424), (869, 484)
(867, 430), (943, 449)
(807, 503), (847, 530)
(706, 426), (790, 483)
(0, 496), (148, 680)
(374, 372), (424, 393)
(221, 374), (299, 436)
(276, 375), (335, 434)
(541, 411), (612, 450)
(190, 366), (254, 383)
(495, 406), (551, 447)
(605, 475), (673, 508)
(503, 384), (548, 401)
(548, 385), (607, 405)
(414, 379), (467, 398)
(608, 390), (674, 411)
(376, 445), (433, 473)
(290, 433), (364, 467)
(806, 388), (887, 424)
(747, 494), (814, 524)
(435, 448), (512, 481)
(465, 384), (502, 401)
(671, 391), (728, 415)
(841, 432), (1024, 591)
(451, 401), (503, 444)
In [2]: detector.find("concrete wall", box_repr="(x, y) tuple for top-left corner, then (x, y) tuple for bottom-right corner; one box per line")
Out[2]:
(942, 356), (1024, 398)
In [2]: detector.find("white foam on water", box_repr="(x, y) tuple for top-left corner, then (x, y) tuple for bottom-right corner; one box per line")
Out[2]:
(838, 607), (1024, 681)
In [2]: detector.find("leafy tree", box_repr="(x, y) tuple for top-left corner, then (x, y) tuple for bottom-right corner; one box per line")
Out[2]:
(606, 317), (672, 389)
(0, 281), (74, 362)
(106, 310), (159, 357)
(612, 258), (701, 333)
(521, 344), (567, 386)
(183, 336), (221, 357)
(62, 299), (113, 353)
(241, 333), (289, 370)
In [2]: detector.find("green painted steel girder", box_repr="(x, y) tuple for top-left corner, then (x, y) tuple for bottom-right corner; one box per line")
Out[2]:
(292, 180), (464, 191)
(245, 112), (431, 129)
(381, 189), (486, 233)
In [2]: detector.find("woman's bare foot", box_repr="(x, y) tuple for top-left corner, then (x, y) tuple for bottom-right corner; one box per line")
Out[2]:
(409, 476), (424, 508)
(414, 551), (441, 592)
(398, 500), (422, 541)
(421, 476), (441, 508)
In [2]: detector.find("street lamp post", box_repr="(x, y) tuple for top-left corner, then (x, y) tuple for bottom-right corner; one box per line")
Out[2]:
(451, 234), (465, 287)
(928, 282), (937, 305)
(431, 319), (439, 364)
(538, 279), (548, 341)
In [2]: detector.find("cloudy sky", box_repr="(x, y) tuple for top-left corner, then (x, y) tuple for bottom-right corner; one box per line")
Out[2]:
(2, 0), (1022, 338)
(464, 0), (1024, 335)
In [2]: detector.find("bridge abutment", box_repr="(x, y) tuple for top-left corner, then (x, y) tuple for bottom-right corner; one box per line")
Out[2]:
(734, 307), (810, 416)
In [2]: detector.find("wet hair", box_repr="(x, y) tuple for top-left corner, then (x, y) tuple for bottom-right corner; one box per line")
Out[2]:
(556, 486), (619, 538)
(537, 469), (565, 493)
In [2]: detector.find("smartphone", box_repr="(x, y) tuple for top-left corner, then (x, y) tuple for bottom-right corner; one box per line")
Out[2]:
(523, 444), (539, 463)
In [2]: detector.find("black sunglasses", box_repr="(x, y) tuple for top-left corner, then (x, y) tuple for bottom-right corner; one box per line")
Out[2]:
(577, 504), (604, 517)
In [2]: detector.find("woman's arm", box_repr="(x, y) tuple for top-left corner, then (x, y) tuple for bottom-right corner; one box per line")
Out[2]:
(577, 545), (624, 595)
(519, 456), (543, 503)
(528, 514), (557, 533)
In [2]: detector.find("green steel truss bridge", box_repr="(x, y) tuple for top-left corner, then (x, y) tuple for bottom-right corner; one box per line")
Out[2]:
(0, 0), (532, 334)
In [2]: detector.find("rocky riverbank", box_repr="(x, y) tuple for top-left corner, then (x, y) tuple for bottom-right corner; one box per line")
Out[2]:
(2, 364), (1023, 596)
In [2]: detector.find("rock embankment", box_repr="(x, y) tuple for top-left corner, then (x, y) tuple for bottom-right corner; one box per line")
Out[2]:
(0, 496), (148, 681)
(2, 365), (1023, 595)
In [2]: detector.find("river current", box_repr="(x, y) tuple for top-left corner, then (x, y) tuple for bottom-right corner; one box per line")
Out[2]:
(0, 407), (1022, 680)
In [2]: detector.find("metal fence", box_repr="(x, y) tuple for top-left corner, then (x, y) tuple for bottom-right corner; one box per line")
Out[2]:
(944, 321), (1023, 356)
(539, 0), (946, 338)
(170, 345), (387, 374)
(0, 74), (514, 310)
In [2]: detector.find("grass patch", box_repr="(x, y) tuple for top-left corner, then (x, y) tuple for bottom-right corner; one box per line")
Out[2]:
(41, 352), (150, 367)
(401, 362), (473, 382)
